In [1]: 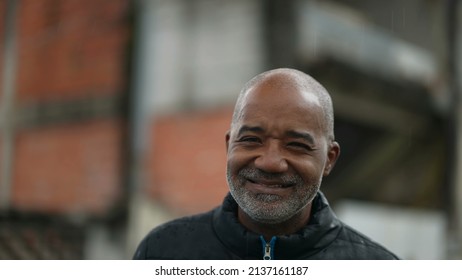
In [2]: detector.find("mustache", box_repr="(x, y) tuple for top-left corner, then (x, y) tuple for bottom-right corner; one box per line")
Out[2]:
(237, 168), (302, 186)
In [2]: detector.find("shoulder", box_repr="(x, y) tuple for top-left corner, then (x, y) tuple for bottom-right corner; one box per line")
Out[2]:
(331, 223), (399, 259)
(133, 209), (223, 260)
(149, 210), (214, 237)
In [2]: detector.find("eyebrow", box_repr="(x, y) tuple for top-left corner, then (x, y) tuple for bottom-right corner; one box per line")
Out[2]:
(237, 125), (264, 137)
(286, 130), (316, 145)
(237, 125), (316, 145)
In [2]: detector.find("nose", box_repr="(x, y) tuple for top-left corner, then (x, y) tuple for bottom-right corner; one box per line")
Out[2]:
(254, 140), (289, 173)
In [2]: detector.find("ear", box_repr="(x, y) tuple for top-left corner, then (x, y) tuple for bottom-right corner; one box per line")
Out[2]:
(323, 141), (340, 176)
(225, 131), (231, 152)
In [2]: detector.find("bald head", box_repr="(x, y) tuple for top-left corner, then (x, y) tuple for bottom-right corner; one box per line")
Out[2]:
(232, 68), (335, 141)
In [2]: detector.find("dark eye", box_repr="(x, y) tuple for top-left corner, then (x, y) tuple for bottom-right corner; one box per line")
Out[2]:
(288, 142), (312, 151)
(238, 136), (261, 143)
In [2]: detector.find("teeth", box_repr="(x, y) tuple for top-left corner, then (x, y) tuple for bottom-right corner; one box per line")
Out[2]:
(247, 178), (289, 188)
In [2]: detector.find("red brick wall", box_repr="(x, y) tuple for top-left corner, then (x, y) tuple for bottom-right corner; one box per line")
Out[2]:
(12, 120), (123, 215)
(146, 108), (233, 215)
(2, 0), (131, 215)
(16, 0), (130, 102)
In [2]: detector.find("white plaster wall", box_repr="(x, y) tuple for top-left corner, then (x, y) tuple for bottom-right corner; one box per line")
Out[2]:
(335, 200), (447, 259)
(138, 0), (264, 115)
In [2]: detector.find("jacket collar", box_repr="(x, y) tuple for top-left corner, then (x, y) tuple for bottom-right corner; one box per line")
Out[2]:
(212, 191), (342, 259)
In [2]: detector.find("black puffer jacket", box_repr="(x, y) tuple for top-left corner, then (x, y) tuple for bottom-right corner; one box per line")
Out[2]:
(133, 192), (399, 260)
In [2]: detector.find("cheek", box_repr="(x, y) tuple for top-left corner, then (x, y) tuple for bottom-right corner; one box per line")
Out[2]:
(227, 147), (253, 168)
(226, 151), (244, 177)
(226, 153), (248, 186)
(294, 159), (325, 182)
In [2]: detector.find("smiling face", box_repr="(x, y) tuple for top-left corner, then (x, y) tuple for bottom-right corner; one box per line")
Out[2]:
(226, 70), (339, 225)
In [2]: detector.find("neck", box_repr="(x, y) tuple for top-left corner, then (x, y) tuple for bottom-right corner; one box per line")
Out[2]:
(237, 204), (313, 241)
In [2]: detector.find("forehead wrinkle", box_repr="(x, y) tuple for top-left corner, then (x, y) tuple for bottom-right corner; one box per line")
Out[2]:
(231, 68), (335, 140)
(232, 91), (322, 137)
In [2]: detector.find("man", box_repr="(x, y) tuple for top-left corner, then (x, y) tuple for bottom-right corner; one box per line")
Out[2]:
(133, 68), (399, 260)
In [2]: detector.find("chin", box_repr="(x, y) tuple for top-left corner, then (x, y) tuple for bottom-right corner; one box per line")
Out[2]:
(233, 190), (303, 223)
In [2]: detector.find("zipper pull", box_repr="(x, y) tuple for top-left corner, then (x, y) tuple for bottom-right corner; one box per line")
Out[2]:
(260, 236), (277, 260)
(263, 242), (272, 260)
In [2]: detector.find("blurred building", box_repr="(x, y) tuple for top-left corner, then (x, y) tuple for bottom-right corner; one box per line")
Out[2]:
(1, 0), (461, 259)
(0, 0), (131, 259)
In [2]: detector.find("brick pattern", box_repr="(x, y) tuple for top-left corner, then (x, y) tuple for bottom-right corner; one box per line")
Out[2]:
(0, 0), (131, 215)
(16, 0), (130, 102)
(147, 108), (233, 215)
(12, 119), (123, 215)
